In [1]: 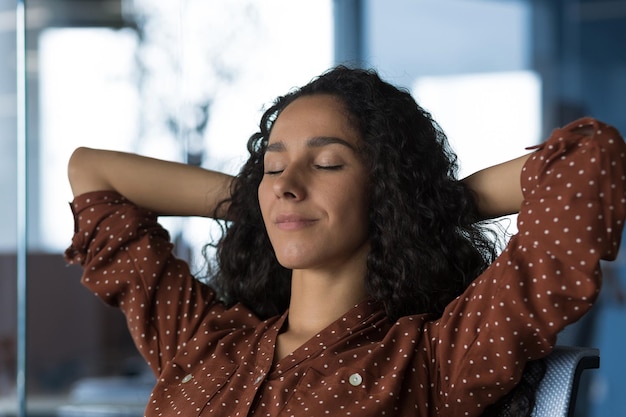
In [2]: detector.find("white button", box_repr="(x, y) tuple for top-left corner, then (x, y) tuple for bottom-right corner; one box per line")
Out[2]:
(182, 374), (193, 384)
(254, 373), (265, 385)
(349, 373), (363, 386)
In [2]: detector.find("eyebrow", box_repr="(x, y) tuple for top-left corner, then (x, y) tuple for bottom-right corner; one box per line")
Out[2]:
(266, 136), (357, 152)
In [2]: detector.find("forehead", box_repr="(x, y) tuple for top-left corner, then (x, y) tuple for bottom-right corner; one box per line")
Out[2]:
(268, 95), (360, 147)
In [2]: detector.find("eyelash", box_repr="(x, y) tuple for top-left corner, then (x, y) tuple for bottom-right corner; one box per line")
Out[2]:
(263, 165), (344, 175)
(315, 164), (343, 171)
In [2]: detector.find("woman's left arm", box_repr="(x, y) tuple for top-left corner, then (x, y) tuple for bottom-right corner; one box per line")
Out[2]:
(462, 153), (530, 219)
(430, 118), (626, 414)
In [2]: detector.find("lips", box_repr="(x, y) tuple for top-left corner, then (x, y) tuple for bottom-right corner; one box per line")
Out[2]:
(274, 214), (318, 230)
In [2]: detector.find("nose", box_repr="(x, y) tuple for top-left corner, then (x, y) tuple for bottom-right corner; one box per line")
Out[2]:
(272, 166), (306, 200)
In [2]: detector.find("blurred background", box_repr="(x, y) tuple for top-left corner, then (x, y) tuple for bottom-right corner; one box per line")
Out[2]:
(0, 0), (625, 415)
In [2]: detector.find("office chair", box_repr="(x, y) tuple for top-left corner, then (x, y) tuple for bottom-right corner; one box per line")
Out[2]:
(531, 346), (600, 417)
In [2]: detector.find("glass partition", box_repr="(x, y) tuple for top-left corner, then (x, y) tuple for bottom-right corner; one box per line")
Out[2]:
(0, 0), (19, 415)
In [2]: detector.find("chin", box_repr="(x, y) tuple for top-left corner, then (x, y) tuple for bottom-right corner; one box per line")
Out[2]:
(275, 258), (308, 270)
(275, 253), (319, 271)
(273, 245), (316, 270)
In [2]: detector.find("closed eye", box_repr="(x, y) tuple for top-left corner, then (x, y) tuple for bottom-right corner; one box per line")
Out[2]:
(264, 169), (284, 175)
(315, 164), (344, 171)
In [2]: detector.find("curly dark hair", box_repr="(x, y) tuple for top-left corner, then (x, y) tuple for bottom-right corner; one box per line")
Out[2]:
(210, 66), (499, 321)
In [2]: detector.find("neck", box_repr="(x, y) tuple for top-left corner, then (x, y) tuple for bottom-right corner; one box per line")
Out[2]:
(274, 244), (371, 362)
(285, 266), (368, 340)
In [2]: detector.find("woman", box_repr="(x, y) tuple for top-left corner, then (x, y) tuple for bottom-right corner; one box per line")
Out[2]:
(66, 66), (625, 416)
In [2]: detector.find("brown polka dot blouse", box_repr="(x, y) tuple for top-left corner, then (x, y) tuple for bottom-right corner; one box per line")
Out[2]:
(65, 118), (626, 416)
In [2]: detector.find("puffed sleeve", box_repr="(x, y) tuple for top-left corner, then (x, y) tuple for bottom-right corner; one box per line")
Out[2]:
(65, 190), (221, 375)
(427, 118), (625, 414)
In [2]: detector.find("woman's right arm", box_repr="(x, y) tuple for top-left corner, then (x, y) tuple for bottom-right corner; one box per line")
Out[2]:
(68, 147), (234, 218)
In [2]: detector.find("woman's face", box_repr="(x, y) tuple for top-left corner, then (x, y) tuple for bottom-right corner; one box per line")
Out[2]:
(258, 94), (370, 273)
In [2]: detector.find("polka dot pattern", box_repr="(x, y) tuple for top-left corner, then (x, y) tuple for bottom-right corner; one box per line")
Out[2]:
(65, 117), (625, 416)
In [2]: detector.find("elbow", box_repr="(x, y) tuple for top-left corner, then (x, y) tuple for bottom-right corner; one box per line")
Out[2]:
(68, 147), (107, 197)
(68, 146), (88, 175)
(67, 147), (89, 193)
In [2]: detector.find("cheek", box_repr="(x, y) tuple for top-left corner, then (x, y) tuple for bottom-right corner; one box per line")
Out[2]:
(333, 184), (369, 226)
(348, 181), (371, 234)
(257, 181), (272, 222)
